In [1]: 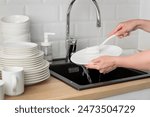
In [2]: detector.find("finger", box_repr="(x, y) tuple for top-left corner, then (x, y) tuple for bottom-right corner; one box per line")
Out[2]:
(100, 68), (109, 74)
(123, 32), (129, 37)
(99, 69), (105, 74)
(118, 35), (124, 39)
(109, 24), (123, 36)
(90, 57), (101, 63)
(91, 56), (108, 63)
(99, 66), (110, 74)
(118, 32), (130, 39)
(115, 29), (127, 37)
(85, 63), (99, 70)
(103, 65), (117, 74)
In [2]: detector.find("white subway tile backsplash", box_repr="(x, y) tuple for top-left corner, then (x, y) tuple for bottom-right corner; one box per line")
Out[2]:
(101, 0), (117, 4)
(76, 39), (89, 51)
(140, 0), (150, 5)
(44, 22), (75, 40)
(102, 0), (138, 4)
(88, 38), (100, 46)
(60, 0), (72, 6)
(7, 0), (42, 4)
(115, 35), (138, 49)
(25, 5), (59, 23)
(0, 5), (24, 18)
(44, 23), (66, 39)
(140, 1), (150, 19)
(71, 4), (90, 21)
(43, 0), (60, 4)
(59, 4), (67, 21)
(90, 5), (116, 21)
(103, 21), (118, 36)
(114, 0), (128, 4)
(128, 0), (139, 4)
(75, 22), (102, 38)
(0, 0), (140, 58)
(30, 24), (43, 42)
(102, 21), (118, 45)
(59, 40), (66, 58)
(60, 3), (90, 22)
(138, 30), (150, 50)
(116, 5), (139, 20)
(60, 0), (91, 5)
(138, 0), (150, 50)
(0, 0), (6, 4)
(52, 41), (60, 58)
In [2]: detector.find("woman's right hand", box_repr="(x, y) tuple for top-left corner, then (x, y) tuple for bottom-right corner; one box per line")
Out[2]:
(110, 19), (140, 38)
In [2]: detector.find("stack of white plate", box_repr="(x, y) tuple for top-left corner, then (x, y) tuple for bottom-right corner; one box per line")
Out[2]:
(0, 15), (31, 42)
(0, 42), (50, 85)
(0, 42), (38, 56)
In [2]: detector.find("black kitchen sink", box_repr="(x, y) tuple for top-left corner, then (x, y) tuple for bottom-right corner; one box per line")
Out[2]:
(49, 62), (150, 90)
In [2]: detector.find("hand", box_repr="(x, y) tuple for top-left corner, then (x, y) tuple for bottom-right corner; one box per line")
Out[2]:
(110, 19), (139, 38)
(85, 56), (118, 74)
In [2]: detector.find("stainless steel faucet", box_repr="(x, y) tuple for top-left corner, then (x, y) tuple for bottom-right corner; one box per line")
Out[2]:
(66, 0), (101, 62)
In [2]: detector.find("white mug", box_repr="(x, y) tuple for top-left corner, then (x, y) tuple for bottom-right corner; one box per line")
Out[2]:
(0, 80), (5, 100)
(2, 67), (24, 96)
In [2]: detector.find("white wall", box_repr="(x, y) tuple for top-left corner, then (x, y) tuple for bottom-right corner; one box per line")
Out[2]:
(0, 0), (140, 58)
(138, 0), (150, 50)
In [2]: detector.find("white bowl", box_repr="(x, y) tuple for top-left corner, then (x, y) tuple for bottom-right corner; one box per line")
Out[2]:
(0, 15), (30, 35)
(1, 15), (29, 24)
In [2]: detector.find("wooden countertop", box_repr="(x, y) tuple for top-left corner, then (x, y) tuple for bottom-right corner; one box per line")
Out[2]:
(5, 76), (150, 100)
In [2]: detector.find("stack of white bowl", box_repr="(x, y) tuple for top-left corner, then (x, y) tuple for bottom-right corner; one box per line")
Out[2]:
(0, 42), (50, 85)
(0, 15), (31, 42)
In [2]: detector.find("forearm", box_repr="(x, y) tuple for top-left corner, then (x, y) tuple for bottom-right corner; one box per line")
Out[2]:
(116, 51), (150, 71)
(136, 19), (150, 32)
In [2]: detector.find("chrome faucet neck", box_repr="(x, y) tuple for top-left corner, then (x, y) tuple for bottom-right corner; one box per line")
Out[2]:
(66, 0), (76, 40)
(92, 0), (101, 27)
(66, 0), (101, 62)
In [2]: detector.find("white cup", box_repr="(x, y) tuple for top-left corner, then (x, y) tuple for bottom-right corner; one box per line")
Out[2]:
(0, 80), (5, 100)
(2, 67), (24, 96)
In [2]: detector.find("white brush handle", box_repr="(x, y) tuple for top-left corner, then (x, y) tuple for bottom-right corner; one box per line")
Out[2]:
(99, 34), (116, 47)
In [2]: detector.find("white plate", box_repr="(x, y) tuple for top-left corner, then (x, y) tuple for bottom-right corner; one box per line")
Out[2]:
(25, 72), (50, 81)
(0, 55), (43, 62)
(0, 59), (43, 64)
(71, 45), (122, 65)
(0, 51), (43, 59)
(25, 74), (50, 85)
(0, 42), (37, 49)
(1, 61), (44, 69)
(25, 70), (49, 77)
(24, 60), (49, 72)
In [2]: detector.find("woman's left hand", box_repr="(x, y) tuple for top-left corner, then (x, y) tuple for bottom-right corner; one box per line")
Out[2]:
(85, 56), (118, 74)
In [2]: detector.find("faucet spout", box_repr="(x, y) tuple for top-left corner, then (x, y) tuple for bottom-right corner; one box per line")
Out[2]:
(91, 0), (101, 27)
(66, 0), (101, 62)
(66, 0), (76, 40)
